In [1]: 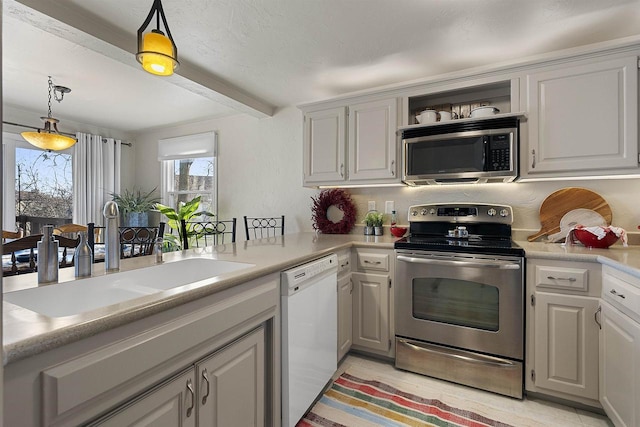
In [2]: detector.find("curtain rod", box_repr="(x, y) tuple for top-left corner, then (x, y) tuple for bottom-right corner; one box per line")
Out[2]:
(2, 120), (132, 147)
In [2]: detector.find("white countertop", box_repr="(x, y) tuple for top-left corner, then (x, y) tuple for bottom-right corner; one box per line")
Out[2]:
(4, 231), (640, 366)
(516, 240), (640, 278)
(2, 232), (396, 365)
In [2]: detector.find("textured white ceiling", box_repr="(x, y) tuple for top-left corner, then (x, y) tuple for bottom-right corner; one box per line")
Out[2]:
(4, 0), (640, 133)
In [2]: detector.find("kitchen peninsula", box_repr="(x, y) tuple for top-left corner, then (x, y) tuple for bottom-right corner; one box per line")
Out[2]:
(4, 232), (640, 426)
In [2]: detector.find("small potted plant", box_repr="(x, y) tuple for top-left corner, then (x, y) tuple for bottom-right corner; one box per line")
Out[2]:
(110, 187), (160, 227)
(363, 211), (384, 236)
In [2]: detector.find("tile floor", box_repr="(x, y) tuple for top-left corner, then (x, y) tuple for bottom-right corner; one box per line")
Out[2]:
(334, 354), (613, 427)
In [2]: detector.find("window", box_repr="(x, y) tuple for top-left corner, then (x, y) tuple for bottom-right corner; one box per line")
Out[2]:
(2, 132), (73, 233)
(158, 132), (217, 218)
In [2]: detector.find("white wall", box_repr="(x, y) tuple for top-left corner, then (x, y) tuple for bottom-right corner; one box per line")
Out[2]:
(132, 106), (640, 240)
(131, 107), (319, 237)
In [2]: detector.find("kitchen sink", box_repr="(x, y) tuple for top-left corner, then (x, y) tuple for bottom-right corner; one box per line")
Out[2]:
(3, 258), (255, 318)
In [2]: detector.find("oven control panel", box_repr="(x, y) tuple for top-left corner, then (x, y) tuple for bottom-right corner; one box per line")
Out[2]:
(408, 203), (513, 224)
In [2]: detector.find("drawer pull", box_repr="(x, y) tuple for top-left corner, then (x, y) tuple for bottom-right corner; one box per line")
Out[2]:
(201, 368), (210, 405)
(610, 289), (626, 299)
(186, 378), (195, 417)
(547, 276), (576, 282)
(364, 260), (382, 265)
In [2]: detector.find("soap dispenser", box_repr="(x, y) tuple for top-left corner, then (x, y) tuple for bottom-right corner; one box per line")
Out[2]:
(74, 231), (92, 278)
(37, 225), (59, 284)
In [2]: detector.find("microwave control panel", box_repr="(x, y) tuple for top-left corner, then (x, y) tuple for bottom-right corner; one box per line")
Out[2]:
(487, 135), (511, 171)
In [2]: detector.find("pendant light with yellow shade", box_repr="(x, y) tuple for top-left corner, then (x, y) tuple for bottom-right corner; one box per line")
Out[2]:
(21, 76), (77, 151)
(136, 0), (179, 76)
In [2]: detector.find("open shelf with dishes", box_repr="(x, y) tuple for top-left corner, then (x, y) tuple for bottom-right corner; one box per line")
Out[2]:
(406, 80), (513, 126)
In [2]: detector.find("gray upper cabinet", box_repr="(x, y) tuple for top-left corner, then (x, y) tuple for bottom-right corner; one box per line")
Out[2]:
(521, 55), (639, 179)
(303, 107), (347, 184)
(302, 97), (400, 187)
(301, 41), (640, 186)
(348, 98), (399, 182)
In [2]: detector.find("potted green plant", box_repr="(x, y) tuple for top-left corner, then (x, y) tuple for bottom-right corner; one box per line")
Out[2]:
(155, 196), (214, 250)
(363, 211), (384, 236)
(110, 187), (160, 227)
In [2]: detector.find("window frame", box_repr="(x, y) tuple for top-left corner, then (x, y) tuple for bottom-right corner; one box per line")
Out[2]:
(2, 131), (74, 231)
(158, 131), (218, 219)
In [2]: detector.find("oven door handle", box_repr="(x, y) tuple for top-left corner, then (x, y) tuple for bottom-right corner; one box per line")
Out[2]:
(396, 255), (521, 270)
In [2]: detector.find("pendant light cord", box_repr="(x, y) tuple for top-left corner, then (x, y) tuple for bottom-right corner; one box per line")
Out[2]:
(47, 76), (53, 119)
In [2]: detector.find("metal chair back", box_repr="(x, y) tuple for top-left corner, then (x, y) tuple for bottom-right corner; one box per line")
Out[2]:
(181, 218), (236, 249)
(243, 215), (285, 240)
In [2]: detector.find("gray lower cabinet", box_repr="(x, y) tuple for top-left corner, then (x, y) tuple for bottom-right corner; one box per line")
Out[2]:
(600, 266), (640, 427)
(350, 248), (395, 358)
(197, 326), (265, 427)
(351, 271), (390, 353)
(526, 258), (601, 406)
(337, 274), (353, 361)
(5, 274), (279, 427)
(89, 369), (197, 427)
(91, 326), (265, 427)
(600, 300), (640, 427)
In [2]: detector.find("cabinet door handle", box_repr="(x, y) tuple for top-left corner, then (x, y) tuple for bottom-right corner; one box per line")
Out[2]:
(391, 159), (395, 176)
(349, 279), (353, 294)
(364, 260), (382, 265)
(610, 289), (626, 299)
(340, 163), (344, 177)
(547, 276), (576, 282)
(531, 149), (536, 168)
(595, 306), (602, 330)
(201, 368), (211, 405)
(186, 378), (195, 418)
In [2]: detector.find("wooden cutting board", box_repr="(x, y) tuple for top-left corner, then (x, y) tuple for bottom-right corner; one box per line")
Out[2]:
(527, 187), (612, 242)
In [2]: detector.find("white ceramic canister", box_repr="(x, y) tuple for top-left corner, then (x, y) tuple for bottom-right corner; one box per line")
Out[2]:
(438, 111), (452, 121)
(416, 109), (437, 124)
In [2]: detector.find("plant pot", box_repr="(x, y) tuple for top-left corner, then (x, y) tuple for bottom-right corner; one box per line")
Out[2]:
(122, 212), (149, 227)
(364, 226), (374, 235)
(374, 226), (383, 236)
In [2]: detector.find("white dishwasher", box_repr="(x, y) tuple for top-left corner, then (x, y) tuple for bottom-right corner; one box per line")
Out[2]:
(281, 253), (338, 427)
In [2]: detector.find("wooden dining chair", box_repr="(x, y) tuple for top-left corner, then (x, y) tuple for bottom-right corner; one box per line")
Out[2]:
(243, 215), (285, 240)
(180, 218), (236, 249)
(2, 229), (24, 242)
(2, 234), (79, 276)
(53, 223), (88, 239)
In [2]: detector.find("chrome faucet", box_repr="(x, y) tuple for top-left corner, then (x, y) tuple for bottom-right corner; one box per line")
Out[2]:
(103, 201), (121, 272)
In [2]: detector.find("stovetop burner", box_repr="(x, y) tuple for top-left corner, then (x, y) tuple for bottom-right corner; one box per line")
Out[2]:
(394, 203), (524, 257)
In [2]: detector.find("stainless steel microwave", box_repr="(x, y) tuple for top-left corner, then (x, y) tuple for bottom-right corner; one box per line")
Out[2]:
(401, 117), (519, 185)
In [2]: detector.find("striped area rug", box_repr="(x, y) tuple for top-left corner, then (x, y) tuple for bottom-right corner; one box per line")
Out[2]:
(297, 372), (514, 427)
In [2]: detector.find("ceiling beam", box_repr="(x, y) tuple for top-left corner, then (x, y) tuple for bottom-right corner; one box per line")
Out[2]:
(8, 0), (275, 118)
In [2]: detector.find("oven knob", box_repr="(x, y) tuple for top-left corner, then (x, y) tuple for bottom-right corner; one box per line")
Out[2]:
(411, 210), (418, 216)
(429, 208), (436, 215)
(500, 208), (510, 217)
(420, 208), (428, 216)
(487, 208), (497, 216)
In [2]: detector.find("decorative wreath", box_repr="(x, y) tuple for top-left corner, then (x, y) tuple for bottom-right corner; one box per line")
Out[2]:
(311, 189), (357, 234)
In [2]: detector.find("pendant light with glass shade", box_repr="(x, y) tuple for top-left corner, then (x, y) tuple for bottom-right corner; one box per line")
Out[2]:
(136, 0), (179, 76)
(21, 76), (76, 151)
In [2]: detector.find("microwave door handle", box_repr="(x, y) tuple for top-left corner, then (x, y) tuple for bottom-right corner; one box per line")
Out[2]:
(396, 255), (521, 270)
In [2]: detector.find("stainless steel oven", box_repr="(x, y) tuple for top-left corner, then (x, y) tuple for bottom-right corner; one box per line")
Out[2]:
(394, 203), (525, 398)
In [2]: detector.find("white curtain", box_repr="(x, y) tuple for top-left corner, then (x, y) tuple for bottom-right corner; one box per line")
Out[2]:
(73, 132), (121, 225)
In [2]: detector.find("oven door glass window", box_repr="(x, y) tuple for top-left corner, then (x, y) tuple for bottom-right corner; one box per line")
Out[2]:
(412, 277), (499, 331)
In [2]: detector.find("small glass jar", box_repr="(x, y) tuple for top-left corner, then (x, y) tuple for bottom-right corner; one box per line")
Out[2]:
(154, 237), (164, 263)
